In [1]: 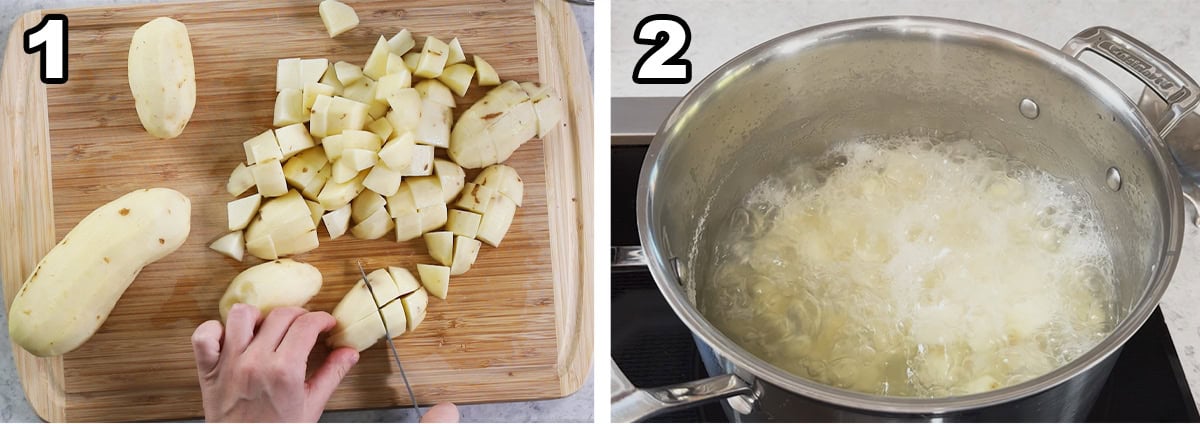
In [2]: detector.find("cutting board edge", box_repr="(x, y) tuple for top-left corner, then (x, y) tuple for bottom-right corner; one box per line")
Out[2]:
(0, 8), (67, 423)
(534, 0), (595, 397)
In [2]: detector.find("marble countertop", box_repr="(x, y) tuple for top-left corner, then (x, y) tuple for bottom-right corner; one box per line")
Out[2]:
(614, 0), (1200, 411)
(0, 0), (593, 422)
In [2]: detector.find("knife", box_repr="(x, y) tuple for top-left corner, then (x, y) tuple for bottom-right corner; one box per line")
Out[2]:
(357, 261), (423, 420)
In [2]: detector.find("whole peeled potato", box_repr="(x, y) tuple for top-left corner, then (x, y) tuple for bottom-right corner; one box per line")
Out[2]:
(9, 188), (192, 357)
(128, 17), (195, 139)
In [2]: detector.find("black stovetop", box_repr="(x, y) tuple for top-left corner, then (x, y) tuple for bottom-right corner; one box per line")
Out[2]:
(611, 145), (1200, 422)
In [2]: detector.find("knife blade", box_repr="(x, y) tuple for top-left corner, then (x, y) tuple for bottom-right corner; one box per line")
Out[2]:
(357, 261), (422, 420)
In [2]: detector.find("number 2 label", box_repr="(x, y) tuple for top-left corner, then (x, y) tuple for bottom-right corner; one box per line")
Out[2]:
(24, 14), (69, 84)
(632, 14), (692, 84)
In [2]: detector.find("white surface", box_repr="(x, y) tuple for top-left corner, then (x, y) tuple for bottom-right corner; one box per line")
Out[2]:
(614, 0), (1200, 411)
(0, 1), (594, 422)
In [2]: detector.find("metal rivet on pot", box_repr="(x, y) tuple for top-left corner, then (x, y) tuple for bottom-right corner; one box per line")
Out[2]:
(1106, 167), (1122, 191)
(1019, 98), (1040, 119)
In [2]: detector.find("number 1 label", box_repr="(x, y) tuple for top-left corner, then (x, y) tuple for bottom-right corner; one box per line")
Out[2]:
(24, 14), (69, 84)
(632, 14), (692, 84)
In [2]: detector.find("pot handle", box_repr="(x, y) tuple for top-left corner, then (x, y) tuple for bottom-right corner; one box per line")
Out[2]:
(612, 246), (647, 268)
(1062, 26), (1200, 138)
(611, 358), (754, 422)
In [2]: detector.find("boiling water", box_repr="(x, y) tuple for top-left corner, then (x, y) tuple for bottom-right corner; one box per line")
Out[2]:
(700, 136), (1117, 397)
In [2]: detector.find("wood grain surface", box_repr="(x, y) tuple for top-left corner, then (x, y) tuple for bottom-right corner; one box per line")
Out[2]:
(0, 0), (593, 421)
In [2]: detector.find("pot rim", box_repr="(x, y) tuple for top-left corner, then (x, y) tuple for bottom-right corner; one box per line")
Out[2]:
(636, 15), (1186, 414)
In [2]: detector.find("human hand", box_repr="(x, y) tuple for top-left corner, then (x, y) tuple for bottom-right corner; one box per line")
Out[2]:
(191, 303), (359, 422)
(421, 402), (461, 423)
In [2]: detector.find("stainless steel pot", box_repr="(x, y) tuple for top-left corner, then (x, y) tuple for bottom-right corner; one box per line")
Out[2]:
(613, 16), (1200, 422)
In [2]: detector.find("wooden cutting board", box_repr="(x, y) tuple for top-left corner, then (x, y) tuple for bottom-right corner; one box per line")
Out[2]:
(0, 0), (593, 421)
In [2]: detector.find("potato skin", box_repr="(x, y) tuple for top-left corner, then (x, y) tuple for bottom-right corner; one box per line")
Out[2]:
(128, 17), (196, 139)
(8, 188), (191, 357)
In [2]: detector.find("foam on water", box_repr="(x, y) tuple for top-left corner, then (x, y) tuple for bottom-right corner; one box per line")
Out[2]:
(700, 136), (1116, 397)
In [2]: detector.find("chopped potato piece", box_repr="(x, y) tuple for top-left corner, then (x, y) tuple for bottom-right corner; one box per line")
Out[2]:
(424, 231), (453, 266)
(445, 209), (482, 239)
(318, 0), (359, 38)
(414, 36), (449, 78)
(305, 200), (323, 227)
(417, 264), (450, 299)
(403, 144), (435, 176)
(402, 52), (421, 72)
(387, 29), (415, 55)
(438, 64), (475, 97)
(275, 123), (316, 159)
(251, 159), (288, 197)
(366, 117), (393, 141)
(433, 159), (466, 202)
(351, 190), (388, 223)
(363, 37), (392, 80)
(477, 194), (517, 247)
(415, 100), (452, 149)
(455, 182), (495, 214)
(449, 236), (481, 275)
(209, 231), (245, 262)
(304, 82), (336, 111)
(415, 79), (456, 109)
(363, 163), (405, 197)
(322, 204), (351, 240)
(350, 207), (394, 239)
(243, 129), (281, 165)
(228, 163), (256, 196)
(300, 58), (329, 86)
(400, 288), (429, 331)
(227, 194), (262, 231)
(317, 169), (367, 210)
(378, 131), (416, 170)
(446, 38), (466, 66)
(385, 89), (421, 134)
(276, 58), (301, 92)
(474, 55), (500, 86)
(334, 61), (364, 86)
(377, 72), (413, 102)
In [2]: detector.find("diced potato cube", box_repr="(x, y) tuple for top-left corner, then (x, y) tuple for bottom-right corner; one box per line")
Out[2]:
(387, 182), (418, 218)
(377, 72), (413, 102)
(414, 36), (449, 78)
(402, 52), (420, 72)
(438, 63), (475, 97)
(403, 144), (435, 176)
(300, 58), (329, 86)
(322, 204), (351, 240)
(433, 159), (466, 202)
(331, 158), (360, 184)
(378, 131), (415, 170)
(363, 163), (405, 197)
(417, 264), (450, 299)
(341, 148), (378, 172)
(317, 169), (367, 210)
(417, 203), (448, 233)
(363, 37), (391, 80)
(318, 0), (359, 38)
(323, 130), (382, 160)
(334, 61), (364, 86)
(227, 194), (262, 231)
(385, 89), (421, 134)
(366, 117), (393, 141)
(415, 101), (451, 149)
(304, 82), (336, 111)
(209, 231), (245, 262)
(445, 209), (482, 239)
(407, 175), (444, 209)
(388, 29), (415, 55)
(305, 199), (323, 227)
(401, 288), (429, 331)
(243, 129), (282, 165)
(282, 147), (329, 188)
(455, 182), (494, 214)
(342, 78), (378, 108)
(276, 58), (301, 92)
(388, 266), (422, 296)
(474, 55), (500, 86)
(251, 159), (288, 197)
(424, 231), (453, 266)
(446, 38), (466, 66)
(350, 207), (394, 240)
(449, 236), (481, 275)
(228, 162), (256, 196)
(275, 123), (316, 158)
(320, 66), (345, 95)
(351, 190), (387, 223)
(415, 79), (456, 108)
(477, 194), (517, 247)
(300, 163), (332, 200)
(385, 53), (409, 77)
(394, 209), (422, 242)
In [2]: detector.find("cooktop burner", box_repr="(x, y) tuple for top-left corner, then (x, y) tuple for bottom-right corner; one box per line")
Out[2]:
(611, 143), (1200, 422)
